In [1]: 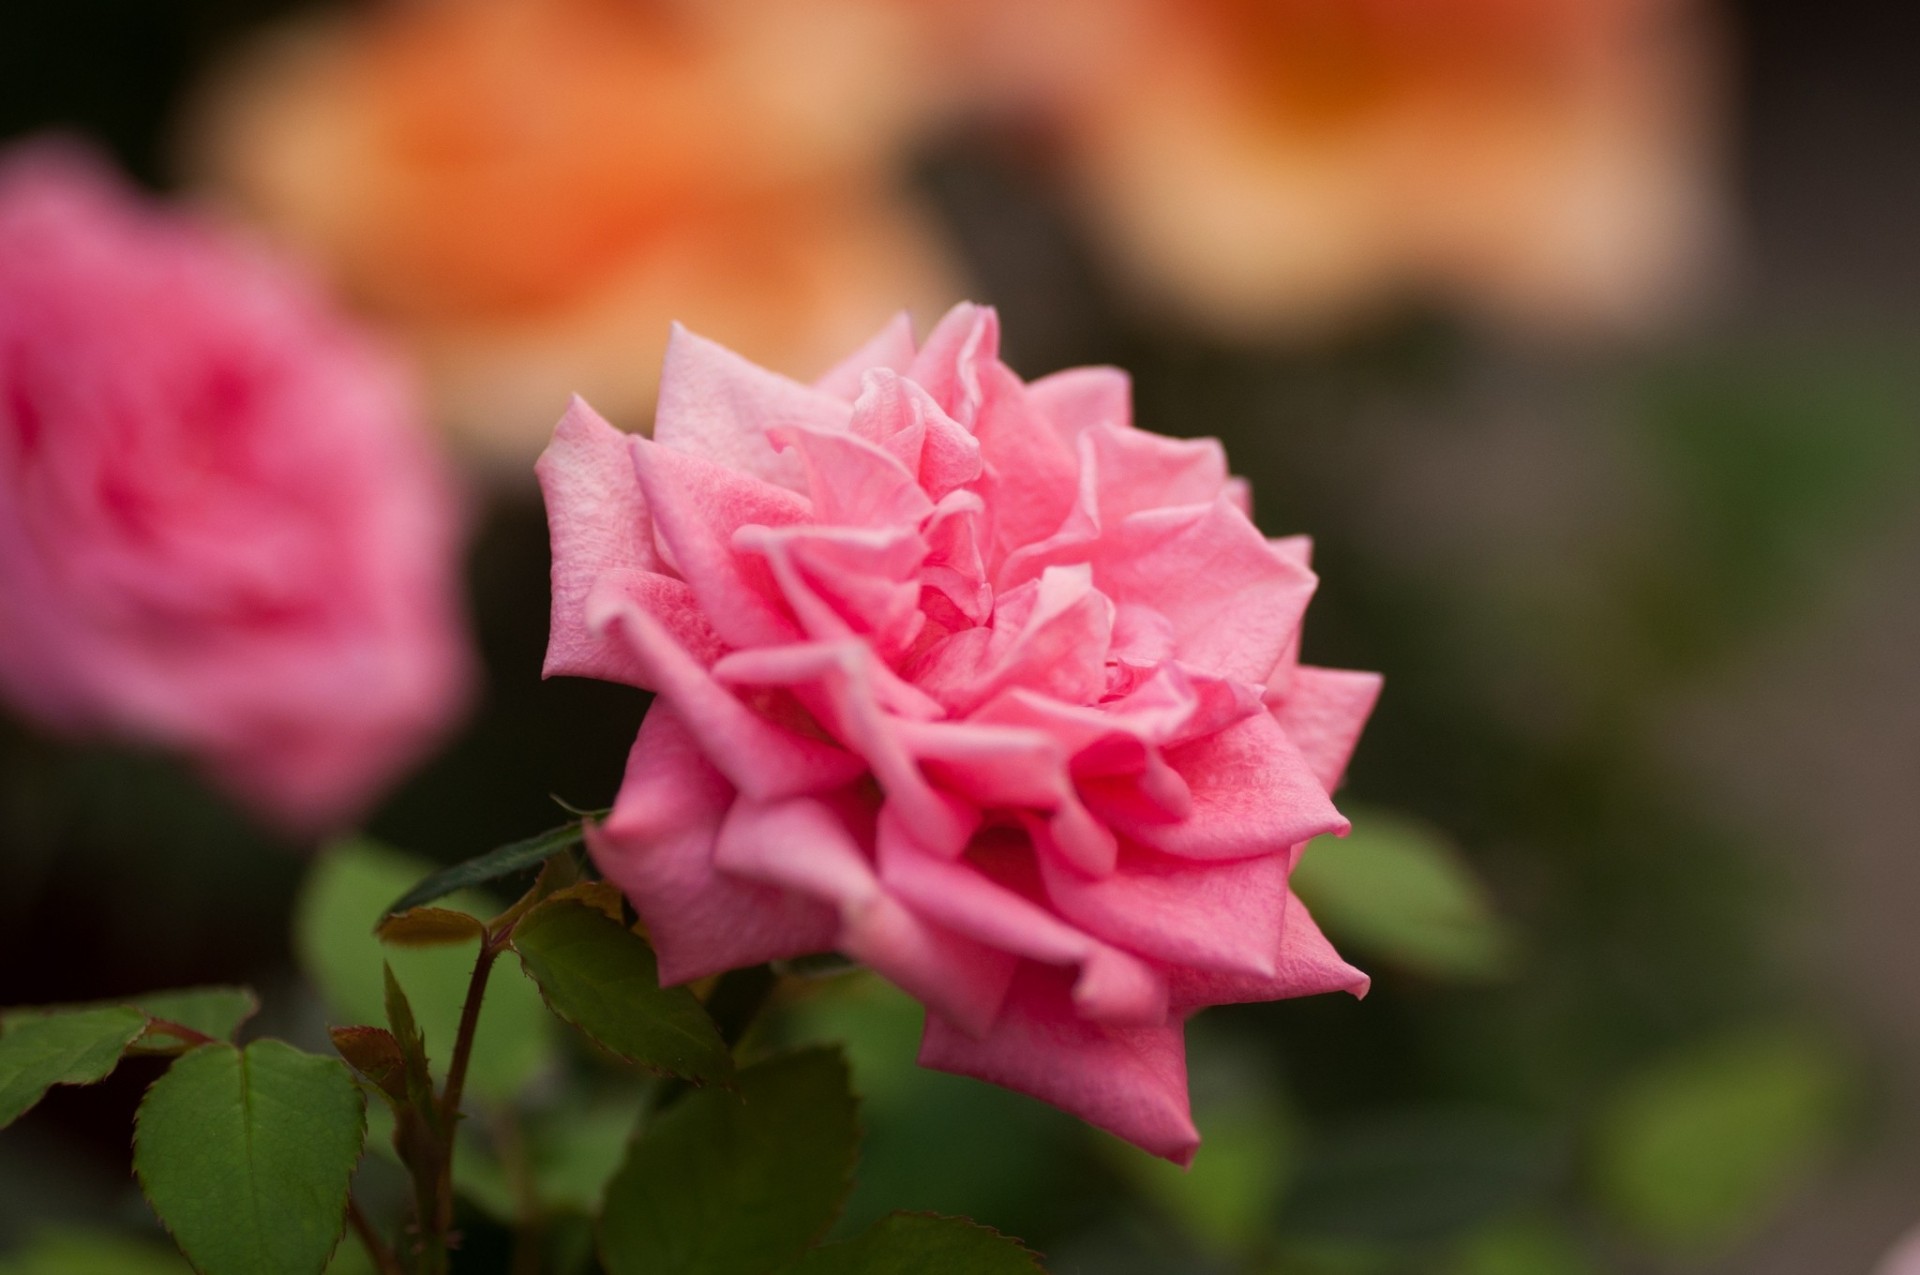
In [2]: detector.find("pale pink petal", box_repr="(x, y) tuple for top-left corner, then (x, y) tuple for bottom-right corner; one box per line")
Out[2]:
(587, 582), (865, 802)
(907, 302), (999, 426)
(771, 419), (933, 529)
(589, 706), (838, 985)
(537, 397), (664, 684)
(812, 311), (917, 402)
(1127, 712), (1348, 860)
(1270, 666), (1384, 792)
(920, 964), (1201, 1165)
(1026, 365), (1132, 442)
(629, 434), (808, 649)
(1096, 496), (1318, 685)
(847, 369), (982, 500)
(653, 323), (852, 490)
(712, 639), (973, 851)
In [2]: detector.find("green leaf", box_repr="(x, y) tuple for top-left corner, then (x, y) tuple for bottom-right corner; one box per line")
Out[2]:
(329, 1026), (409, 1104)
(129, 987), (258, 1053)
(0, 1230), (191, 1274)
(1594, 1026), (1849, 1254)
(0, 1005), (147, 1129)
(1290, 806), (1513, 980)
(512, 898), (732, 1084)
(375, 907), (488, 948)
(294, 840), (554, 1100)
(383, 821), (588, 918)
(783, 1214), (1046, 1273)
(598, 1049), (859, 1275)
(134, 1040), (366, 1275)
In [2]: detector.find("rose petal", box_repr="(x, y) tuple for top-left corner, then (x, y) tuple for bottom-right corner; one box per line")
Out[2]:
(538, 396), (665, 684)
(654, 322), (851, 490)
(589, 705), (838, 985)
(1270, 665), (1384, 791)
(920, 963), (1201, 1164)
(1128, 711), (1349, 860)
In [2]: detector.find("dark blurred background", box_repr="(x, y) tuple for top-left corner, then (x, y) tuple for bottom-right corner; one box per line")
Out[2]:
(1, 2), (1916, 1272)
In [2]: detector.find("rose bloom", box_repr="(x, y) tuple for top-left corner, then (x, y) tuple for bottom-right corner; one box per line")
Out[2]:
(190, 0), (959, 470)
(1880, 1225), (1920, 1275)
(943, 0), (1726, 335)
(0, 143), (472, 834)
(540, 303), (1380, 1160)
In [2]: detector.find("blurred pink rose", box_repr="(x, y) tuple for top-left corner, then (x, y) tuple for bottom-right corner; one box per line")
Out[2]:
(542, 302), (1378, 1160)
(1878, 1224), (1920, 1275)
(0, 143), (472, 833)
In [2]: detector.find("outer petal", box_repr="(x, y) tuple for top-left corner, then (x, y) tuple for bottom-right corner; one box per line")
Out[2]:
(653, 323), (852, 490)
(537, 396), (663, 684)
(588, 705), (838, 985)
(1270, 665), (1383, 791)
(1038, 844), (1293, 978)
(920, 963), (1201, 1165)
(1167, 892), (1370, 1013)
(1096, 496), (1318, 685)
(1127, 712), (1349, 860)
(1026, 365), (1132, 442)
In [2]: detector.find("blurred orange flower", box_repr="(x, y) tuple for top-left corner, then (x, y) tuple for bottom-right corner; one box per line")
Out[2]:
(947, 0), (1728, 336)
(189, 0), (960, 468)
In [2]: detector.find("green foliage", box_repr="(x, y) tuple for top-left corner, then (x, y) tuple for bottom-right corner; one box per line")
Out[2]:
(126, 987), (258, 1053)
(512, 897), (733, 1084)
(1291, 806), (1512, 980)
(1593, 1026), (1850, 1254)
(783, 1213), (1044, 1273)
(599, 1049), (860, 1275)
(0, 1005), (147, 1128)
(1442, 1217), (1598, 1275)
(133, 1040), (365, 1275)
(0, 1231), (190, 1274)
(295, 839), (554, 1099)
(383, 820), (591, 918)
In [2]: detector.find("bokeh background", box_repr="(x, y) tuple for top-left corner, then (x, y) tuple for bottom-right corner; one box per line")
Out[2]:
(2, 1), (1916, 1272)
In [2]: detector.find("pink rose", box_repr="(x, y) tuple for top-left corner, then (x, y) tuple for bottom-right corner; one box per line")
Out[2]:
(541, 303), (1379, 1161)
(0, 143), (472, 833)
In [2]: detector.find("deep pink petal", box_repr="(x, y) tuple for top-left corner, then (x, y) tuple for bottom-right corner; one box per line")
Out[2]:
(1039, 843), (1292, 977)
(1128, 712), (1349, 860)
(588, 706), (838, 985)
(1167, 892), (1369, 1013)
(920, 964), (1200, 1164)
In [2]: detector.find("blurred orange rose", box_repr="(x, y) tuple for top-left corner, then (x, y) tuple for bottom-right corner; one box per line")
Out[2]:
(188, 0), (961, 469)
(945, 0), (1729, 337)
